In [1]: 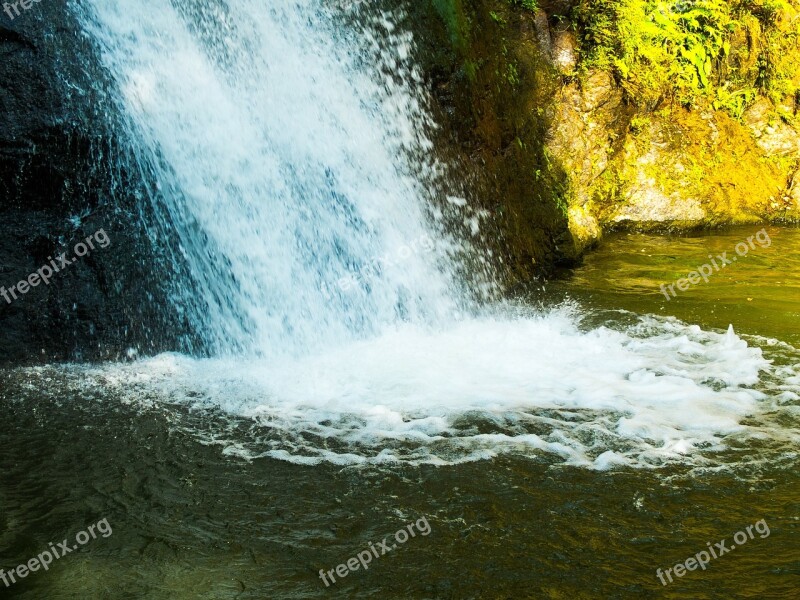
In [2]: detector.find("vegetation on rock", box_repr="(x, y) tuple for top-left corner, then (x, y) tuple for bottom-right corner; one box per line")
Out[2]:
(573, 0), (799, 118)
(405, 0), (799, 278)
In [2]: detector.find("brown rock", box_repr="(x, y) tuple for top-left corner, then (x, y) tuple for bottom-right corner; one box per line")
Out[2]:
(551, 30), (577, 74)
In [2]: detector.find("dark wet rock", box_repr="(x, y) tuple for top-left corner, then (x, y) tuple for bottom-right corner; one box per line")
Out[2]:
(0, 5), (193, 364)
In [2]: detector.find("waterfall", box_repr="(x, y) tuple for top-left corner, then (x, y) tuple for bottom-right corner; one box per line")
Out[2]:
(67, 0), (787, 468)
(74, 0), (464, 358)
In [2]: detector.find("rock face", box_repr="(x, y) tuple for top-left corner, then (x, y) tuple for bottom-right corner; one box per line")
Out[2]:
(789, 172), (800, 215)
(0, 6), (193, 364)
(546, 70), (627, 255)
(411, 0), (800, 259)
(548, 78), (799, 255)
(551, 30), (577, 74)
(542, 1), (799, 254)
(405, 0), (576, 283)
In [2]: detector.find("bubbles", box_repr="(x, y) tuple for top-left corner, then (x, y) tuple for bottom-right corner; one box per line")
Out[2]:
(64, 2), (800, 475)
(35, 309), (798, 470)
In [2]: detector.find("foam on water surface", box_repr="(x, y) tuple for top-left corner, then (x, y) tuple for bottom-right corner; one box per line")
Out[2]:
(20, 308), (794, 470)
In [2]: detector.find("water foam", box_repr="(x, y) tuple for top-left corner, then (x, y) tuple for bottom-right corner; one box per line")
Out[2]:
(39, 308), (795, 469)
(64, 2), (800, 471)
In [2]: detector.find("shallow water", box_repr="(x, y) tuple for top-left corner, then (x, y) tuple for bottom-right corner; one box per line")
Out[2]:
(546, 225), (800, 346)
(1, 228), (799, 599)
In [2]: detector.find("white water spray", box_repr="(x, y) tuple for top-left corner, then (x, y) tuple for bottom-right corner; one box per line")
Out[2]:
(76, 0), (462, 357)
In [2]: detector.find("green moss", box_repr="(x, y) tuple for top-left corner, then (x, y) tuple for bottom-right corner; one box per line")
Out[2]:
(629, 114), (651, 134)
(532, 146), (571, 220)
(618, 108), (786, 224)
(573, 1), (732, 105)
(507, 0), (539, 10)
(713, 84), (757, 118)
(431, 0), (471, 55)
(489, 10), (505, 23)
(752, 1), (800, 103)
(571, 0), (800, 117)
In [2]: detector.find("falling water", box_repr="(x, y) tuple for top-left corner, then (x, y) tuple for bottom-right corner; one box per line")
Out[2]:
(75, 0), (465, 358)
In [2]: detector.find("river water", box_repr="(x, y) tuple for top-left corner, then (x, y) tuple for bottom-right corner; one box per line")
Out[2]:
(1, 228), (798, 598)
(1, 0), (798, 597)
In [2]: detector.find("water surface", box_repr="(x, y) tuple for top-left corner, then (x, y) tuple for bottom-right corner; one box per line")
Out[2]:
(1, 228), (798, 599)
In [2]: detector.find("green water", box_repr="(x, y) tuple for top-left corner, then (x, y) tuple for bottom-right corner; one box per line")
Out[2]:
(546, 226), (800, 346)
(0, 227), (798, 599)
